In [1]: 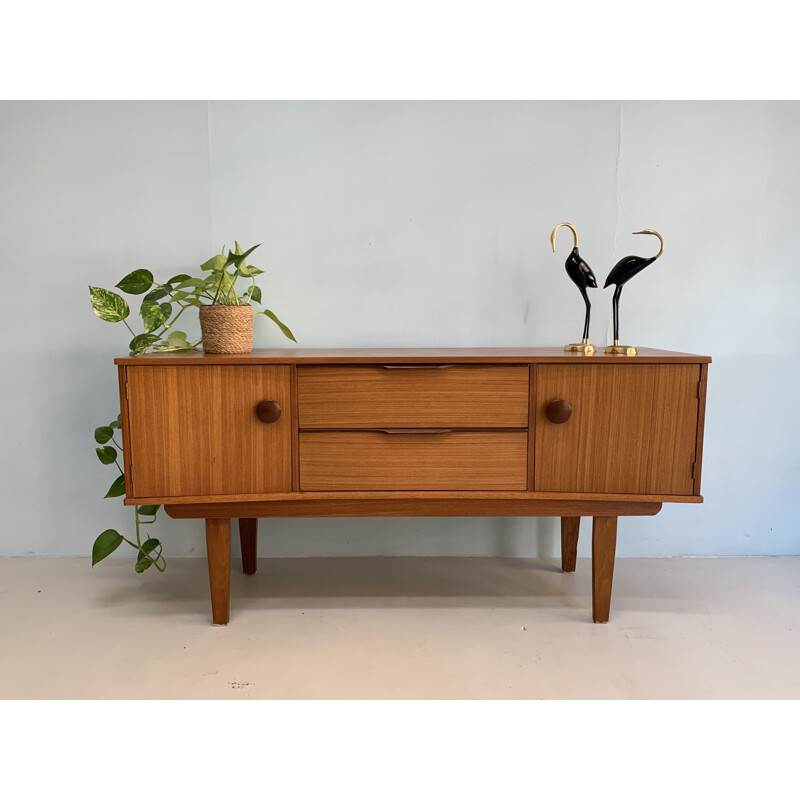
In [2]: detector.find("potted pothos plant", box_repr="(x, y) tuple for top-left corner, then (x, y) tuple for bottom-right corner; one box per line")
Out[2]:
(88, 241), (296, 572)
(88, 241), (295, 356)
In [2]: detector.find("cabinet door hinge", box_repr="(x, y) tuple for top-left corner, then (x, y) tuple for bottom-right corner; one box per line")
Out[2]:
(125, 382), (129, 400)
(697, 381), (702, 399)
(691, 462), (697, 480)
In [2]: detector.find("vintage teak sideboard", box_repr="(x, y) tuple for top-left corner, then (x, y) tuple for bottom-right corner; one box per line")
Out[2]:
(114, 348), (710, 624)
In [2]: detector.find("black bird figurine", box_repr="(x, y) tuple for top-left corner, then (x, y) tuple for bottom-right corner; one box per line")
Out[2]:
(603, 229), (664, 355)
(550, 222), (598, 353)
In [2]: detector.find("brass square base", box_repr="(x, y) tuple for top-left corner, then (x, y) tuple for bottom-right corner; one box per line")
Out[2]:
(564, 340), (595, 354)
(604, 344), (637, 356)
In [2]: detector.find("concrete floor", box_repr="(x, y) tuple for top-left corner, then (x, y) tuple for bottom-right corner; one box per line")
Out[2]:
(1, 555), (798, 699)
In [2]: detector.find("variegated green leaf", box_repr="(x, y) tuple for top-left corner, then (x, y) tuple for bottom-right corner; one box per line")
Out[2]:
(116, 269), (154, 295)
(129, 333), (161, 354)
(89, 287), (130, 323)
(141, 299), (168, 333)
(143, 287), (169, 303)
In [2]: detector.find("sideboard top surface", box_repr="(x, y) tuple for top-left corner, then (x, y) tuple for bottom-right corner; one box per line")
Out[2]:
(115, 347), (711, 366)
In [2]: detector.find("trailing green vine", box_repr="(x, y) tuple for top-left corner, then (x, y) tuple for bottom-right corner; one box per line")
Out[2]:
(89, 241), (296, 572)
(91, 414), (165, 573)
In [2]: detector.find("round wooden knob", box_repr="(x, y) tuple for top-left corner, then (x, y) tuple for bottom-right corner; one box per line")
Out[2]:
(545, 399), (572, 424)
(255, 400), (282, 424)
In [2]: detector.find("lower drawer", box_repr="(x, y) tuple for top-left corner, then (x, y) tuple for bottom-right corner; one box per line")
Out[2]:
(299, 430), (528, 490)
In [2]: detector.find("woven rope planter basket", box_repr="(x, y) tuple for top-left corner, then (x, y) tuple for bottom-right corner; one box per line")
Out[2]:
(199, 305), (254, 354)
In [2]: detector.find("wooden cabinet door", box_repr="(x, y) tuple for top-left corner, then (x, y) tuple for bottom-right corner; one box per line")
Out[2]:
(534, 364), (701, 496)
(126, 365), (292, 499)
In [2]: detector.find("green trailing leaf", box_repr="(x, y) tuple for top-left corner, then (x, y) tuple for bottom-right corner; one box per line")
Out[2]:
(141, 299), (169, 333)
(234, 241), (243, 255)
(200, 253), (227, 272)
(143, 287), (169, 303)
(243, 243), (261, 258)
(176, 277), (209, 290)
(134, 555), (153, 573)
(141, 538), (160, 554)
(237, 264), (264, 277)
(116, 269), (154, 295)
(166, 273), (191, 286)
(129, 333), (161, 354)
(96, 445), (118, 465)
(110, 414), (122, 430)
(170, 290), (190, 302)
(137, 505), (160, 516)
(135, 538), (161, 573)
(92, 529), (123, 566)
(94, 426), (113, 444)
(153, 330), (196, 352)
(261, 309), (297, 343)
(105, 474), (126, 498)
(89, 286), (130, 323)
(249, 285), (262, 304)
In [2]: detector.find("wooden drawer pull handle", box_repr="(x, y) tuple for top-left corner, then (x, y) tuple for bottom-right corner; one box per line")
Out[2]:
(377, 428), (454, 434)
(545, 399), (572, 424)
(380, 364), (454, 370)
(256, 400), (282, 424)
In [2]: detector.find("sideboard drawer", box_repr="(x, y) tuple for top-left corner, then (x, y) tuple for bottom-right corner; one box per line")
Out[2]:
(299, 430), (528, 490)
(297, 365), (530, 428)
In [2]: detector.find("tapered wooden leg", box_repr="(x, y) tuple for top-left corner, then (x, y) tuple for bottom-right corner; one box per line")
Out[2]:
(205, 518), (231, 625)
(592, 516), (618, 623)
(239, 518), (258, 575)
(561, 516), (580, 572)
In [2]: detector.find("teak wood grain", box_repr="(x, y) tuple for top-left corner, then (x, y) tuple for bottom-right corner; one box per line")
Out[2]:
(126, 365), (292, 499)
(115, 347), (711, 366)
(561, 517), (580, 573)
(592, 517), (618, 623)
(206, 518), (231, 625)
(167, 499), (662, 519)
(299, 430), (528, 490)
(238, 518), (257, 575)
(130, 489), (701, 506)
(297, 364), (530, 428)
(693, 362), (709, 495)
(534, 363), (700, 496)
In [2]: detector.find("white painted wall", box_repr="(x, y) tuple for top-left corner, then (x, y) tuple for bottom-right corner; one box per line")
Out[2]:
(1, 100), (798, 558)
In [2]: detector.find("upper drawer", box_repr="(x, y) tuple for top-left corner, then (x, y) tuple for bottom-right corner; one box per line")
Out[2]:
(297, 364), (530, 428)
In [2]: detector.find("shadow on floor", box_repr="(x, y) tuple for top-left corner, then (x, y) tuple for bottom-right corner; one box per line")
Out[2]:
(94, 556), (587, 618)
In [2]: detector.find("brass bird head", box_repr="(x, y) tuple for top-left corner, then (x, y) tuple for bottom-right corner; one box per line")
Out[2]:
(632, 229), (664, 259)
(550, 222), (579, 251)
